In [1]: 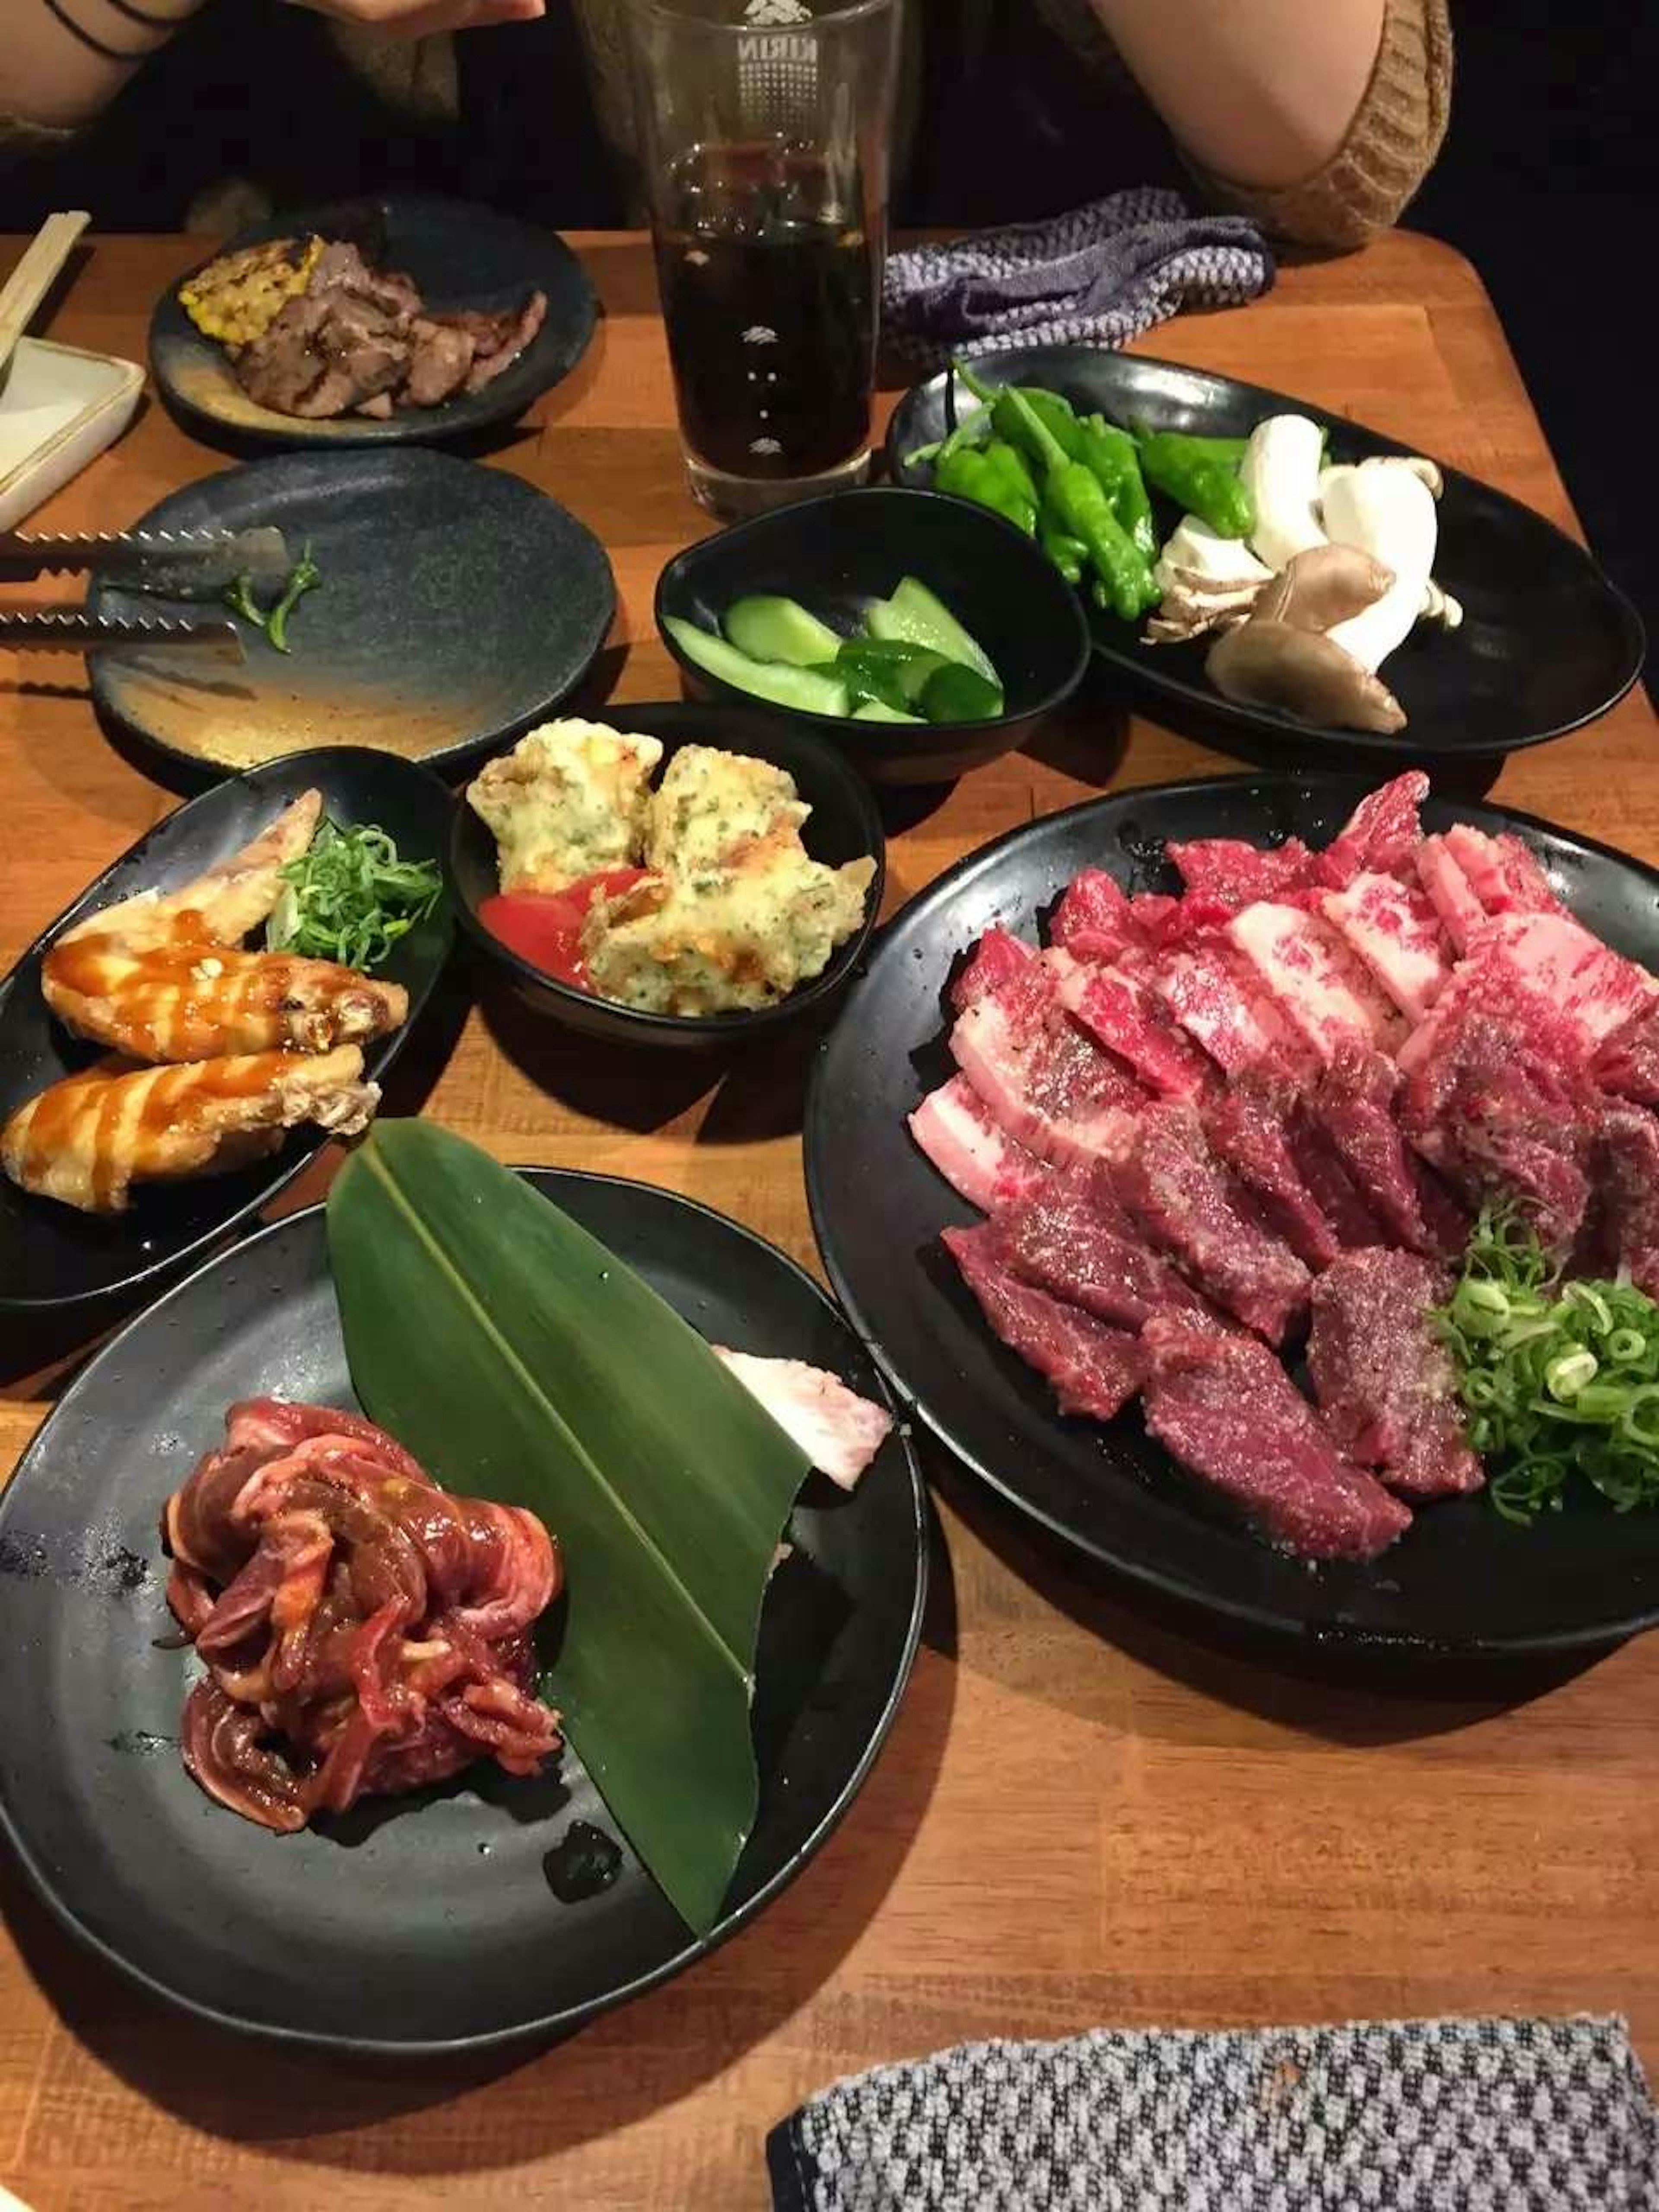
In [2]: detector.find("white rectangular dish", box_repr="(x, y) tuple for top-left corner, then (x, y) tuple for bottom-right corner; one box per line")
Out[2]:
(0, 336), (143, 531)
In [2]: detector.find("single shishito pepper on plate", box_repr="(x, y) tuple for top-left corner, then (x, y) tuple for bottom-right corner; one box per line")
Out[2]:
(1134, 425), (1256, 540)
(934, 438), (1039, 535)
(1073, 416), (1157, 562)
(1000, 386), (1160, 622)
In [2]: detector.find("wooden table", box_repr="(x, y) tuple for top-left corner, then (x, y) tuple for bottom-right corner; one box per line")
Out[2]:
(1, 232), (1655, 2212)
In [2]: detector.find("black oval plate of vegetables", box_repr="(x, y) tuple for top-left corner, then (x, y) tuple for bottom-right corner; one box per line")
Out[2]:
(887, 346), (1645, 762)
(0, 747), (454, 1318)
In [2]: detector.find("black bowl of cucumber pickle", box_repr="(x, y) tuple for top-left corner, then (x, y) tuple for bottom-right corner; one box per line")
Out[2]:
(654, 486), (1093, 785)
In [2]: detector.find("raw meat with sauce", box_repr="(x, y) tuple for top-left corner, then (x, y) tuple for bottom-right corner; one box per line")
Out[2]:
(164, 1399), (562, 1833)
(1141, 1317), (1411, 1560)
(1307, 1250), (1482, 1497)
(950, 954), (1150, 1169)
(1593, 1003), (1659, 1108)
(1587, 1107), (1659, 1298)
(712, 1350), (892, 1489)
(1114, 1104), (1311, 1343)
(944, 1225), (1147, 1420)
(1050, 869), (1140, 962)
(909, 1074), (1049, 1213)
(1142, 944), (1303, 1077)
(950, 925), (1034, 1014)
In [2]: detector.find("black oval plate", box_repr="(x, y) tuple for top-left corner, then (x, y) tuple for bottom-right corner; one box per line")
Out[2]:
(0, 1172), (925, 2053)
(807, 774), (1659, 1655)
(89, 448), (615, 776)
(151, 193), (597, 448)
(0, 748), (453, 1318)
(887, 348), (1646, 761)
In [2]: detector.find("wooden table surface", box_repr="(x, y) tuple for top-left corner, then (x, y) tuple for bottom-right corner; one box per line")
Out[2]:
(1, 230), (1655, 2212)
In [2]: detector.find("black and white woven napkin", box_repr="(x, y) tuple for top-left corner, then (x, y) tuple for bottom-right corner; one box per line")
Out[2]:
(880, 187), (1273, 372)
(767, 2014), (1658, 2211)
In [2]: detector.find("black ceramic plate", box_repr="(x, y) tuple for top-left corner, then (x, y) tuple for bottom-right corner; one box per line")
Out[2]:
(0, 1172), (926, 2053)
(151, 193), (597, 448)
(887, 348), (1646, 760)
(88, 448), (615, 775)
(450, 699), (886, 1051)
(807, 774), (1659, 1656)
(0, 749), (452, 1318)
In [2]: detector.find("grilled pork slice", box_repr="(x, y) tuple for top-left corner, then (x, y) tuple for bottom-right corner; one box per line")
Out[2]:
(1141, 1316), (1412, 1560)
(1307, 1250), (1482, 1497)
(944, 1224), (1147, 1421)
(1, 1046), (377, 1214)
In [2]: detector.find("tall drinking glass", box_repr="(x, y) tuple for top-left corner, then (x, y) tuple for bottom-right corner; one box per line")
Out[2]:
(624, 0), (899, 518)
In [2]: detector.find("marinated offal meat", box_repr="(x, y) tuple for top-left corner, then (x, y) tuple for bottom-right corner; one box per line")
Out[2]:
(164, 1399), (562, 1832)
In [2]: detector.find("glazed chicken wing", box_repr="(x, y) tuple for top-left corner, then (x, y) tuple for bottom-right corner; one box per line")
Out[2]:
(42, 791), (408, 1061)
(1, 1046), (378, 1215)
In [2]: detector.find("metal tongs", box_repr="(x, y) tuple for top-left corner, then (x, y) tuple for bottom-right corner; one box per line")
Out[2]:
(0, 526), (292, 666)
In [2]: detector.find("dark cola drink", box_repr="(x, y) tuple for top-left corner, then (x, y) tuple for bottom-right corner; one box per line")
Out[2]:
(653, 141), (877, 486)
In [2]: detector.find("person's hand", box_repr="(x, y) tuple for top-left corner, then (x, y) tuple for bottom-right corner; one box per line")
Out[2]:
(283, 0), (545, 34)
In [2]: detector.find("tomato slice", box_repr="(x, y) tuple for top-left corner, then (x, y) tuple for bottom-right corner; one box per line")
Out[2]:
(479, 868), (652, 991)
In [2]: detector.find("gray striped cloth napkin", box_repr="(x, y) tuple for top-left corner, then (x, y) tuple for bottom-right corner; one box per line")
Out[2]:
(767, 2014), (1658, 2210)
(880, 187), (1273, 372)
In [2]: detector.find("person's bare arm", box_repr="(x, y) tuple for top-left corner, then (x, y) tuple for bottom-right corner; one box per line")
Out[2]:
(1090, 0), (1388, 190)
(3, 0), (543, 132)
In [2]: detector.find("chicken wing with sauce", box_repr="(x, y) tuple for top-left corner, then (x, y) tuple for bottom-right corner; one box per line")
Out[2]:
(41, 791), (407, 1062)
(1, 1046), (378, 1214)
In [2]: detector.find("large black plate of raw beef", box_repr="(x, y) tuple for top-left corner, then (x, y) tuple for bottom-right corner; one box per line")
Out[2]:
(0, 1172), (925, 2051)
(805, 773), (1659, 1655)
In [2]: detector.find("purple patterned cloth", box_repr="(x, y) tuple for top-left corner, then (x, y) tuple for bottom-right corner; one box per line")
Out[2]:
(881, 188), (1274, 371)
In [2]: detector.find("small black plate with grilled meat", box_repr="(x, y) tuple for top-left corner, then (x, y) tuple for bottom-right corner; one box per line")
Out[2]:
(0, 747), (453, 1318)
(887, 347), (1645, 764)
(151, 193), (597, 449)
(806, 773), (1659, 1656)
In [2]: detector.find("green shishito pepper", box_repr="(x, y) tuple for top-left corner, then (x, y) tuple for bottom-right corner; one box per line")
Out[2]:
(1077, 416), (1157, 562)
(1133, 426), (1255, 540)
(1039, 515), (1087, 587)
(999, 386), (1159, 621)
(935, 438), (1039, 534)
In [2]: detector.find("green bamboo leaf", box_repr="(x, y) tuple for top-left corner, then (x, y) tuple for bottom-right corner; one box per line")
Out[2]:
(325, 1122), (812, 1933)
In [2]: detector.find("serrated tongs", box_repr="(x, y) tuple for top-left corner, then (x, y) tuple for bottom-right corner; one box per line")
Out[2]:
(0, 526), (292, 665)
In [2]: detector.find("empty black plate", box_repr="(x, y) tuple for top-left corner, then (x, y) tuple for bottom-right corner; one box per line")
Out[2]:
(89, 448), (615, 775)
(150, 193), (597, 448)
(887, 348), (1646, 761)
(0, 748), (453, 1318)
(0, 1172), (926, 2053)
(806, 774), (1659, 1655)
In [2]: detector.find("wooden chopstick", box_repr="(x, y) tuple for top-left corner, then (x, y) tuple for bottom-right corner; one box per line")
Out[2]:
(0, 210), (91, 377)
